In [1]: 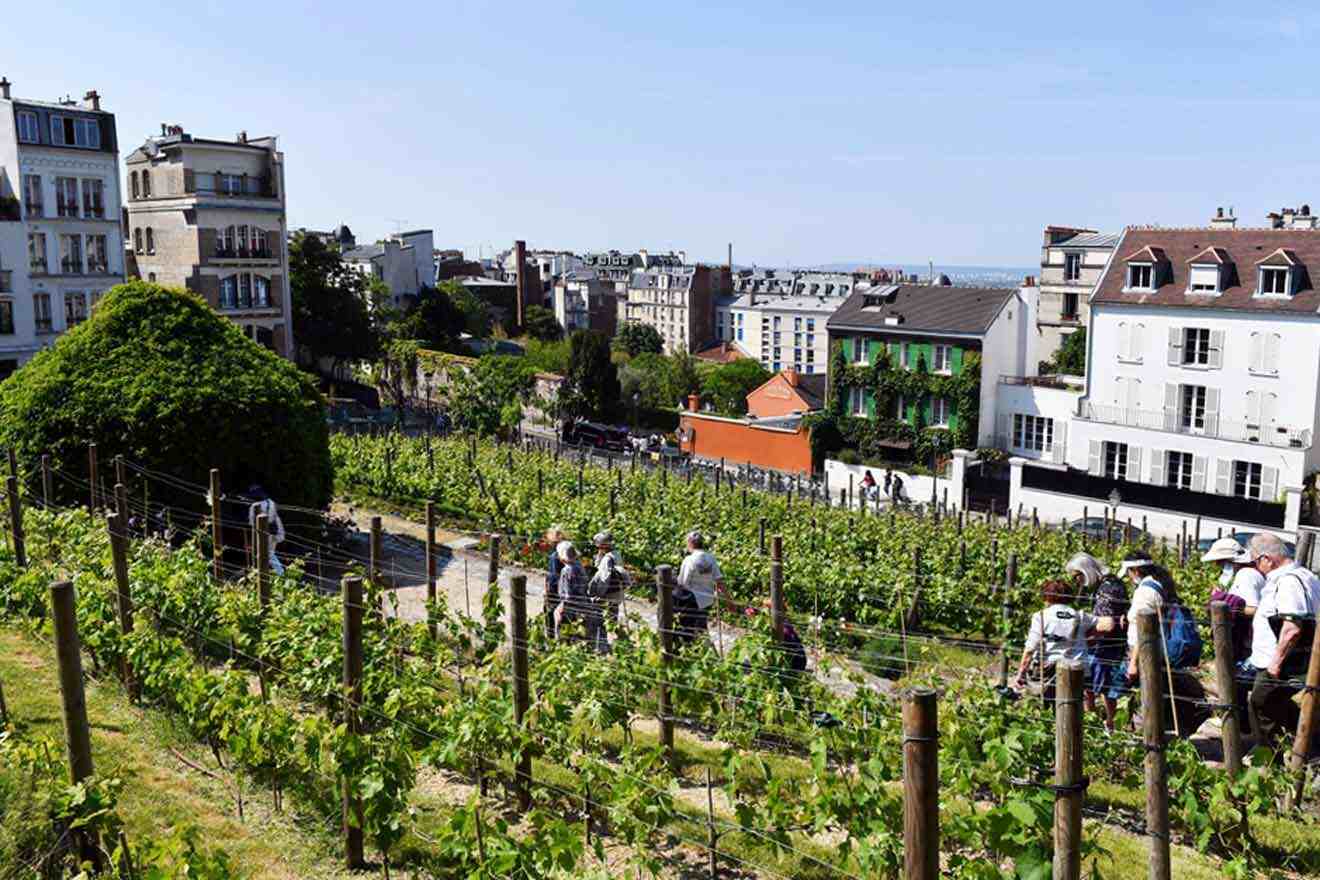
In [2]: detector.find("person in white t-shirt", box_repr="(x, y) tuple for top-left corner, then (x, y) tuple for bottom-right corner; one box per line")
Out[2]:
(1201, 536), (1265, 731)
(1015, 578), (1117, 698)
(1120, 555), (1177, 681)
(247, 484), (285, 576)
(676, 530), (724, 643)
(1246, 533), (1320, 746)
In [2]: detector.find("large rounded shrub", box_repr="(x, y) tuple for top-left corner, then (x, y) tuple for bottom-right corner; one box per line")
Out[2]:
(0, 281), (332, 512)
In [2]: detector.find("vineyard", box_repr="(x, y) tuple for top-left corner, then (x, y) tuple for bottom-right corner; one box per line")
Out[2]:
(0, 437), (1317, 878)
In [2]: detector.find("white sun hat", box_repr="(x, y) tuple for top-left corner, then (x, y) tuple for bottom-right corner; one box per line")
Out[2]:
(1200, 536), (1250, 564)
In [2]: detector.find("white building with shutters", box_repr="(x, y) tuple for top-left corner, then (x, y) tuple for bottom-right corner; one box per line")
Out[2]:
(1005, 213), (1320, 537)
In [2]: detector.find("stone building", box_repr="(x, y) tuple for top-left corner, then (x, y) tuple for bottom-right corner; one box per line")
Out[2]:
(621, 263), (730, 354)
(1036, 225), (1118, 360)
(124, 125), (293, 357)
(0, 78), (126, 377)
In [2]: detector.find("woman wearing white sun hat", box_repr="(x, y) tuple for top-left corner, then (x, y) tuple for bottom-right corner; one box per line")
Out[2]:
(1201, 536), (1263, 732)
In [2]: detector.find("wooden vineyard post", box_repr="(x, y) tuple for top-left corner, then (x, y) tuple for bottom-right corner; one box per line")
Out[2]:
(903, 687), (939, 880)
(369, 516), (382, 587)
(905, 547), (923, 631)
(51, 579), (102, 869)
(114, 453), (126, 491)
(425, 502), (438, 642)
(510, 574), (532, 811)
(759, 517), (767, 556)
(256, 513), (271, 613)
(210, 469), (223, 582)
(537, 468), (544, 497)
(341, 576), (366, 870)
(1286, 598), (1320, 809)
(1209, 602), (1244, 780)
(114, 481), (128, 530)
(1136, 610), (1171, 880)
(487, 533), (501, 594)
(1054, 659), (1084, 880)
(1194, 516), (1202, 554)
(88, 442), (99, 510)
(657, 565), (676, 771)
(705, 768), (719, 879)
(770, 536), (785, 641)
(997, 553), (1016, 688)
(107, 512), (138, 701)
(1180, 520), (1188, 564)
(609, 488), (617, 518)
(41, 454), (51, 509)
(6, 476), (24, 569)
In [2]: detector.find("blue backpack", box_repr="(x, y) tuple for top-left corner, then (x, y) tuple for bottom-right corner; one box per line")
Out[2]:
(1148, 581), (1203, 669)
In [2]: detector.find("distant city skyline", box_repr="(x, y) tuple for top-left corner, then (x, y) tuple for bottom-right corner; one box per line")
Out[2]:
(5, 2), (1317, 267)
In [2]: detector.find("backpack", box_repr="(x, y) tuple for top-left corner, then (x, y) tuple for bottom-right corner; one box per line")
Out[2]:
(1148, 582), (1203, 670)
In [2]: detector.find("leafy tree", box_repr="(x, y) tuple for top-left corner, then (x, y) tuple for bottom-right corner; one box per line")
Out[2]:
(618, 352), (674, 412)
(522, 338), (572, 375)
(520, 305), (563, 342)
(665, 349), (702, 408)
(445, 280), (492, 338)
(701, 359), (772, 416)
(289, 232), (373, 371)
(562, 330), (620, 422)
(1049, 327), (1087, 375)
(447, 355), (537, 437)
(612, 322), (664, 358)
(369, 338), (422, 418)
(390, 286), (466, 352)
(0, 281), (332, 510)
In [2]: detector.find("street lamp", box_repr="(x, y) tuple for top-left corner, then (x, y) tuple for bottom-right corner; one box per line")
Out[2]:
(632, 391), (641, 433)
(1108, 488), (1122, 540)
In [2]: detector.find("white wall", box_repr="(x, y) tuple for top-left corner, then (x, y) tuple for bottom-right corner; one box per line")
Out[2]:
(824, 457), (962, 510)
(976, 288), (1036, 446)
(993, 381), (1081, 464)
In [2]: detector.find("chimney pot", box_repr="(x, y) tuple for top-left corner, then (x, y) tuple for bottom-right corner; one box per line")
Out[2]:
(1216, 206), (1224, 218)
(160, 123), (168, 136)
(83, 90), (100, 111)
(687, 394), (700, 412)
(0, 77), (11, 100)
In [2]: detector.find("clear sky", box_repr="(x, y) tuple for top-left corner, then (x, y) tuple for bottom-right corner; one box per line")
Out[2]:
(7, 1), (1316, 266)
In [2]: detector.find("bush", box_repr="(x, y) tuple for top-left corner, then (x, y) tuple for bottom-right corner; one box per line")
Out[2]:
(0, 281), (332, 511)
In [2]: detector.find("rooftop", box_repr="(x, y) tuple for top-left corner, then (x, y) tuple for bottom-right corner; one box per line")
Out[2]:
(826, 284), (1016, 336)
(1053, 231), (1121, 249)
(720, 293), (847, 313)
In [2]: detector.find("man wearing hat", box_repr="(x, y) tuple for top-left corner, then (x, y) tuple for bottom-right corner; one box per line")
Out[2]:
(247, 484), (286, 576)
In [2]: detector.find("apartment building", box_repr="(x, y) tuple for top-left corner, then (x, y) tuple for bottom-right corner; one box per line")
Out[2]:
(714, 293), (840, 375)
(584, 249), (685, 295)
(621, 263), (730, 354)
(552, 269), (616, 335)
(344, 229), (435, 310)
(0, 79), (125, 377)
(124, 125), (293, 357)
(1035, 226), (1118, 359)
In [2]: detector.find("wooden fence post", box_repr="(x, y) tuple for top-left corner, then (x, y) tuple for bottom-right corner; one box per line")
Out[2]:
(903, 687), (939, 880)
(1137, 610), (1171, 880)
(41, 454), (51, 509)
(341, 576), (366, 870)
(487, 533), (501, 593)
(1286, 601), (1320, 809)
(1209, 602), (1244, 779)
(657, 565), (676, 771)
(1054, 659), (1084, 880)
(106, 513), (137, 701)
(904, 547), (923, 631)
(51, 579), (102, 869)
(369, 516), (382, 587)
(210, 469), (223, 582)
(511, 575), (532, 811)
(759, 517), (767, 556)
(114, 482), (128, 531)
(426, 502), (438, 642)
(770, 536), (785, 641)
(87, 443), (99, 511)
(7, 476), (24, 569)
(256, 513), (271, 613)
(114, 454), (125, 491)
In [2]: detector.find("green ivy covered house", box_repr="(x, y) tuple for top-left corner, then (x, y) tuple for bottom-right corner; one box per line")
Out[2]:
(823, 283), (1034, 462)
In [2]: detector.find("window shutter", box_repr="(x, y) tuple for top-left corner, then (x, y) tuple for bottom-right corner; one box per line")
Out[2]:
(1149, 448), (1165, 486)
(1118, 322), (1130, 360)
(1088, 440), (1102, 476)
(1248, 332), (1263, 372)
(1262, 392), (1278, 429)
(1203, 387), (1220, 434)
(1132, 323), (1145, 362)
(1126, 446), (1142, 482)
(1208, 329), (1224, 368)
(1261, 465), (1279, 502)
(1167, 326), (1182, 365)
(1265, 333), (1281, 374)
(1245, 390), (1260, 428)
(1215, 459), (1232, 495)
(1163, 383), (1178, 430)
(1126, 378), (1142, 411)
(1191, 456), (1207, 492)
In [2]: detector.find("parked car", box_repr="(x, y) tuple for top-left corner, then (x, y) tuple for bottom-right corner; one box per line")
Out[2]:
(1067, 516), (1152, 546)
(561, 420), (629, 452)
(1195, 531), (1295, 558)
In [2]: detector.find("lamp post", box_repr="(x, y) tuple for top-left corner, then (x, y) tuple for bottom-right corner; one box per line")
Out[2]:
(1108, 488), (1121, 542)
(632, 391), (641, 433)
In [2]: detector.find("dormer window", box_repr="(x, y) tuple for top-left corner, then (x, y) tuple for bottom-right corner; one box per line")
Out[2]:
(1188, 264), (1221, 293)
(1127, 263), (1153, 290)
(1255, 248), (1300, 297)
(1260, 266), (1291, 296)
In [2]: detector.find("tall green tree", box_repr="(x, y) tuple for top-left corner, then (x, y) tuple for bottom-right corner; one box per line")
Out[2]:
(447, 354), (537, 437)
(665, 349), (702, 408)
(612, 322), (664, 358)
(562, 330), (620, 422)
(444, 280), (493, 338)
(289, 232), (373, 371)
(520, 305), (563, 342)
(701, 359), (772, 416)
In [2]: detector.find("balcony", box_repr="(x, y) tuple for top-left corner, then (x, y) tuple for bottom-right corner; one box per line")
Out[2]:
(83, 202), (105, 219)
(212, 247), (275, 262)
(55, 201), (79, 218)
(0, 270), (10, 293)
(24, 202), (43, 218)
(34, 317), (53, 335)
(29, 258), (47, 274)
(1081, 402), (1312, 449)
(60, 258), (82, 274)
(86, 260), (109, 274)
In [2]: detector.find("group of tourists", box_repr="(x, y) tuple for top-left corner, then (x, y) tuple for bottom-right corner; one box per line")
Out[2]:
(1014, 531), (1319, 749)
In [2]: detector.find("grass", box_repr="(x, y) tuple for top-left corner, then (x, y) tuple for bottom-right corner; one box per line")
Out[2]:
(0, 627), (354, 880)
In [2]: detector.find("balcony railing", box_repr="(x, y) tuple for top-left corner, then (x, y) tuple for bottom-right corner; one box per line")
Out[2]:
(1081, 402), (1312, 449)
(86, 260), (108, 274)
(213, 247), (274, 260)
(35, 317), (53, 334)
(83, 202), (105, 219)
(60, 258), (82, 274)
(24, 201), (43, 218)
(29, 258), (46, 274)
(0, 270), (10, 293)
(56, 201), (78, 218)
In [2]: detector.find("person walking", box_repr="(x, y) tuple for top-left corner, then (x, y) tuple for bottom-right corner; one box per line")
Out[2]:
(1066, 552), (1128, 731)
(543, 526), (567, 639)
(676, 530), (725, 646)
(860, 470), (877, 502)
(588, 531), (629, 653)
(1245, 533), (1320, 749)
(1015, 578), (1117, 701)
(247, 484), (285, 576)
(1202, 536), (1263, 731)
(556, 543), (592, 643)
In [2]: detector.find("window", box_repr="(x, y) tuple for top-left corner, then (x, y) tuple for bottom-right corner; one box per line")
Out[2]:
(1260, 266), (1290, 296)
(221, 226), (236, 255)
(239, 274), (252, 308)
(1103, 441), (1129, 480)
(254, 276), (271, 308)
(27, 233), (46, 273)
(930, 397), (950, 426)
(773, 315), (781, 329)
(22, 174), (42, 216)
(58, 234), (82, 274)
(253, 228), (267, 255)
(899, 342), (910, 368)
(33, 293), (52, 333)
(932, 344), (952, 374)
(1233, 461), (1263, 500)
(145, 228), (155, 255)
(1127, 263), (1153, 290)
(50, 116), (99, 148)
(853, 337), (868, 364)
(1062, 292), (1080, 320)
(81, 179), (104, 218)
(16, 111), (39, 143)
(133, 228), (142, 254)
(85, 235), (108, 273)
(55, 177), (78, 217)
(130, 172), (139, 199)
(1064, 252), (1081, 281)
(147, 273), (156, 283)
(1012, 414), (1054, 453)
(806, 318), (815, 332)
(141, 170), (151, 198)
(1183, 328), (1210, 365)
(794, 317), (802, 331)
(238, 226), (249, 255)
(0, 302), (13, 335)
(848, 387), (867, 416)
(1166, 451), (1193, 490)
(1180, 384), (1208, 431)
(1188, 264), (1220, 293)
(64, 292), (88, 327)
(219, 276), (238, 309)
(1116, 321), (1145, 362)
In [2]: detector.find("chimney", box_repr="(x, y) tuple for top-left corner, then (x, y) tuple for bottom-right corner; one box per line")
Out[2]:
(1023, 275), (1036, 287)
(0, 78), (10, 100)
(160, 123), (168, 136)
(727, 242), (732, 276)
(687, 394), (700, 412)
(237, 130), (248, 143)
(83, 90), (100, 111)
(783, 368), (799, 387)
(1210, 206), (1237, 229)
(514, 239), (527, 327)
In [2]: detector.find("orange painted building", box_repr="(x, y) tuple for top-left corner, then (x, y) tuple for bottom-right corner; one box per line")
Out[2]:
(676, 370), (823, 474)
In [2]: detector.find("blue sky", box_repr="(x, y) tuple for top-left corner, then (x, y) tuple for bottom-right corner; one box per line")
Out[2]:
(7, 1), (1317, 266)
